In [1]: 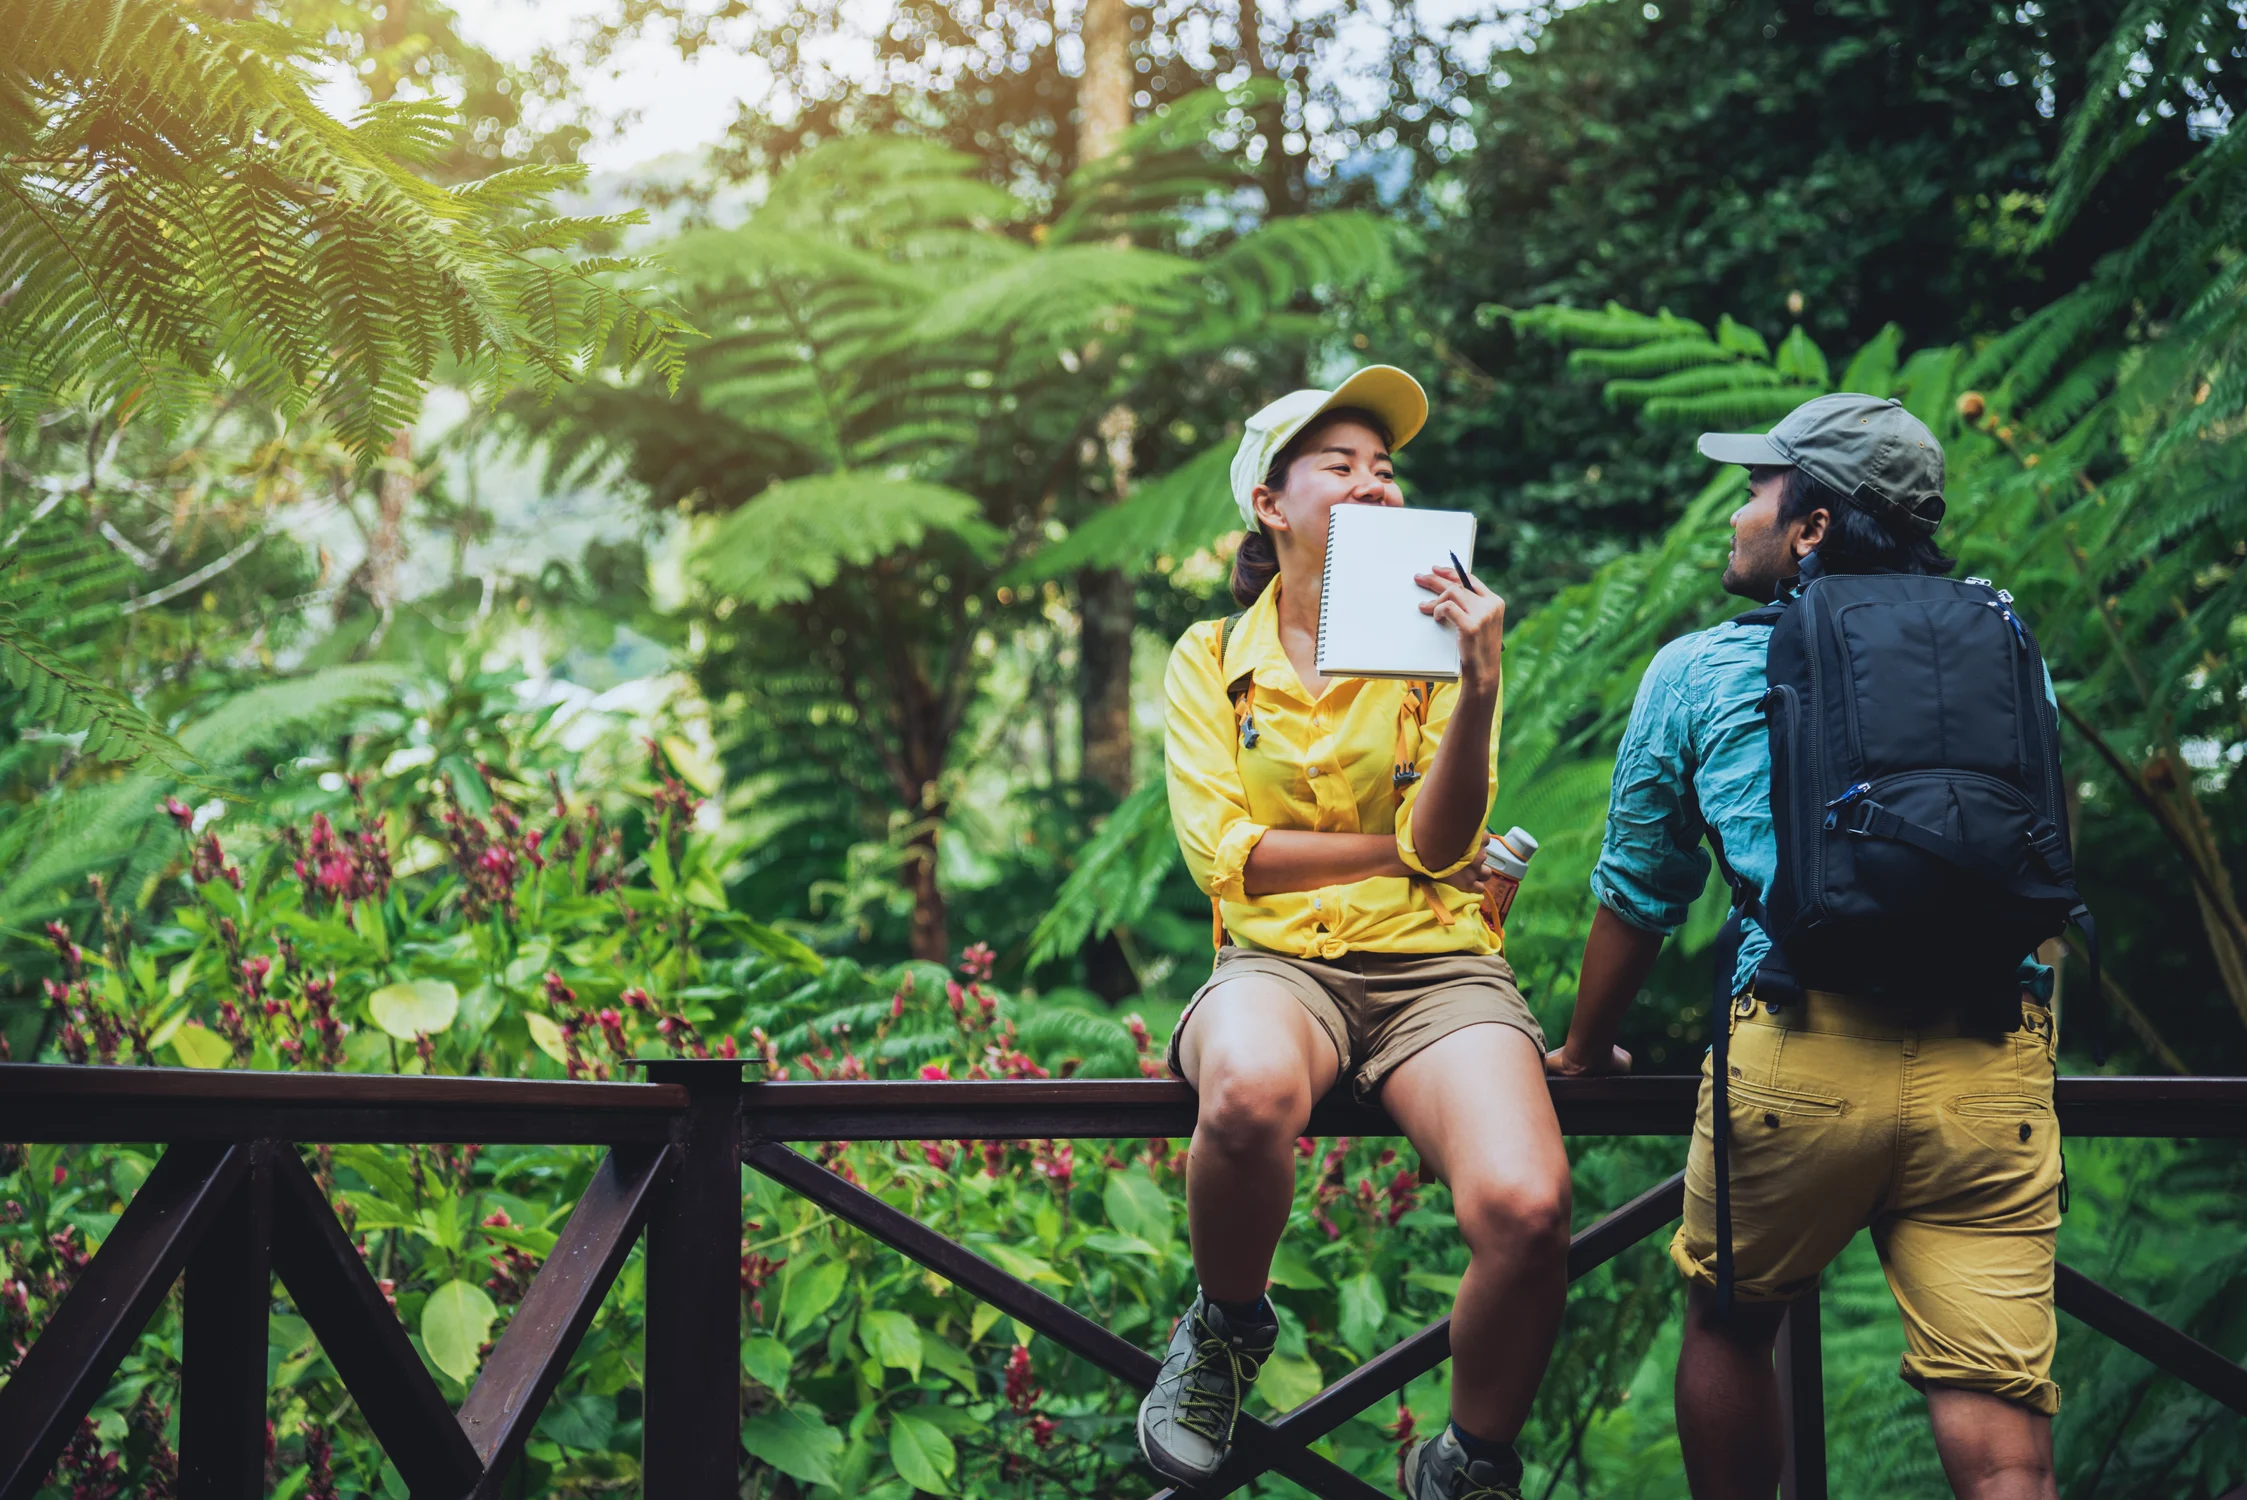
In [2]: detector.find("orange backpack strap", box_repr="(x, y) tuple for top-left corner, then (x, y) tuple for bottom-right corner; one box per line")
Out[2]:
(1210, 613), (1253, 951)
(1391, 679), (1433, 788)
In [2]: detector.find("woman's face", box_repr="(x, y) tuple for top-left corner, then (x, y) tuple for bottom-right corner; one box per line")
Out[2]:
(1251, 416), (1401, 559)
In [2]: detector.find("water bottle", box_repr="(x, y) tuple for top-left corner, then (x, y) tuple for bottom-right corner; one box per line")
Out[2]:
(1481, 826), (1539, 931)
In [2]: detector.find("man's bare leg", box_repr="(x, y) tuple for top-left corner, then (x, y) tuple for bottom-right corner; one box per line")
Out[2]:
(1927, 1387), (2057, 1500)
(1676, 1282), (1791, 1499)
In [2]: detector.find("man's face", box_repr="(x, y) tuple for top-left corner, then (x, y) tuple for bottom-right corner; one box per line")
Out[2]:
(1722, 466), (1827, 601)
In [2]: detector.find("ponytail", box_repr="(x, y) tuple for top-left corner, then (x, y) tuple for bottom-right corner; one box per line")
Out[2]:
(1229, 529), (1280, 606)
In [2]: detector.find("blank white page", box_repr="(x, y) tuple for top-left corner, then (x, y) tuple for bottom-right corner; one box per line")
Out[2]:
(1315, 505), (1477, 680)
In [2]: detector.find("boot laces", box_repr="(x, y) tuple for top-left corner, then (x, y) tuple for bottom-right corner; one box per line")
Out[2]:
(1173, 1312), (1264, 1445)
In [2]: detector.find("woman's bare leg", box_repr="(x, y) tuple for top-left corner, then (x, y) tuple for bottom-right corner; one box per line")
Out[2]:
(1381, 1023), (1571, 1441)
(1176, 977), (1341, 1300)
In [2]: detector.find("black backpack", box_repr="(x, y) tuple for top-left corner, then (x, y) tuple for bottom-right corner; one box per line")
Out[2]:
(1705, 563), (2094, 1313)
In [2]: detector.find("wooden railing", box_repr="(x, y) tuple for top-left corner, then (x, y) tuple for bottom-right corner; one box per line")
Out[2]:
(0, 1063), (2243, 1499)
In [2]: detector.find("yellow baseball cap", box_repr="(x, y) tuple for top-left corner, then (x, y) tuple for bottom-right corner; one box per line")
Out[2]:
(1229, 365), (1429, 530)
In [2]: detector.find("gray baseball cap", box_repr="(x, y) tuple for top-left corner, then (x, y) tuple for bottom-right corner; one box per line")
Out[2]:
(1698, 392), (1946, 535)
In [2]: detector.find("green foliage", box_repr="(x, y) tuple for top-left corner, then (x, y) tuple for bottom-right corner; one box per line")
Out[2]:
(0, 0), (692, 453)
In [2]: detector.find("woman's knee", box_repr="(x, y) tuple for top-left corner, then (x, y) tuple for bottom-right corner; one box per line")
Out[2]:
(1452, 1166), (1572, 1261)
(1195, 1054), (1315, 1152)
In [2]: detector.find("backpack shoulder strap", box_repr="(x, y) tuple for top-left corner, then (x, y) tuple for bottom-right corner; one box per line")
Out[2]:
(1212, 611), (1257, 748)
(1392, 680), (1434, 788)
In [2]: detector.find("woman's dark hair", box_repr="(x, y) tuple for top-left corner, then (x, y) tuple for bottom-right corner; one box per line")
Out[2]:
(1228, 406), (1395, 607)
(1761, 464), (1957, 577)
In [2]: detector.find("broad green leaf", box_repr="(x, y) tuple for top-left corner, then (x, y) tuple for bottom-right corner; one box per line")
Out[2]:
(917, 1328), (977, 1393)
(1081, 1230), (1161, 1258)
(659, 734), (723, 795)
(782, 1259), (848, 1336)
(968, 1302), (1004, 1343)
(1102, 1171), (1173, 1251)
(421, 1280), (497, 1384)
(887, 1412), (956, 1494)
(742, 1403), (842, 1488)
(368, 979), (458, 1040)
(1338, 1272), (1387, 1356)
(860, 1307), (922, 1380)
(1254, 1353), (1326, 1413)
(1403, 1270), (1464, 1300)
(980, 1242), (1066, 1285)
(743, 1334), (792, 1395)
(332, 1145), (418, 1209)
(1266, 1240), (1327, 1290)
(169, 1021), (232, 1069)
(525, 1013), (571, 1065)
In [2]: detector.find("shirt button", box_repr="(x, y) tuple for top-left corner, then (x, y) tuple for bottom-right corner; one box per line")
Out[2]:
(1312, 896), (1323, 911)
(1305, 765), (1321, 778)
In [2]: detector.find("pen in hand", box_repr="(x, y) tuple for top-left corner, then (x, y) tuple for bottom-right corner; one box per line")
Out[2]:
(1448, 551), (1474, 592)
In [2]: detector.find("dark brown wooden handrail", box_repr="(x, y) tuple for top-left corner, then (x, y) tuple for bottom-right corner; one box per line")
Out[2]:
(0, 1062), (2242, 1500)
(4, 1064), (2243, 1143)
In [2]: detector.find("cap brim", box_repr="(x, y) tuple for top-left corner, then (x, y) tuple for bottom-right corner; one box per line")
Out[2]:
(1697, 431), (1790, 466)
(1311, 365), (1430, 453)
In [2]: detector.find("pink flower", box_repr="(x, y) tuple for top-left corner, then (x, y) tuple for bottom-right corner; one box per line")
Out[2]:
(919, 1062), (952, 1081)
(162, 796), (195, 830)
(959, 942), (996, 981)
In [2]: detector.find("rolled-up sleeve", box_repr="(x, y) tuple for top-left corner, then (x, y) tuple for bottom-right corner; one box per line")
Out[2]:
(1165, 626), (1266, 902)
(1395, 672), (1501, 878)
(1589, 639), (1712, 935)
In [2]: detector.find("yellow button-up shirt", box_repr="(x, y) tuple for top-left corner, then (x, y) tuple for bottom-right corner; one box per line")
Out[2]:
(1164, 582), (1502, 960)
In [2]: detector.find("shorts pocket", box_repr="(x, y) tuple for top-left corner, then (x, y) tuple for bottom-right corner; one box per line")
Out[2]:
(1948, 1093), (2053, 1119)
(1727, 1076), (1845, 1119)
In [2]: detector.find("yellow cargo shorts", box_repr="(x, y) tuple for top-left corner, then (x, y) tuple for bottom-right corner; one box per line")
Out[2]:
(1670, 988), (2063, 1415)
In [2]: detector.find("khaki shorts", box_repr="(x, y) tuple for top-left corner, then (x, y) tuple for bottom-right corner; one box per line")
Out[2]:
(1167, 945), (1545, 1103)
(1671, 989), (2062, 1415)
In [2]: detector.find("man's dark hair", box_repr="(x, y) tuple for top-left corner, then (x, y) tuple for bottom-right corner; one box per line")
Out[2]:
(1757, 464), (1957, 577)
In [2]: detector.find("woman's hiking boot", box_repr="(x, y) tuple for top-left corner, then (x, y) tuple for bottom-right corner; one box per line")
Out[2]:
(1134, 1291), (1276, 1484)
(1402, 1427), (1525, 1500)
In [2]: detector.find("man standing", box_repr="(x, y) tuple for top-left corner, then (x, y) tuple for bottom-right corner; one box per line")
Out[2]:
(1547, 394), (2066, 1500)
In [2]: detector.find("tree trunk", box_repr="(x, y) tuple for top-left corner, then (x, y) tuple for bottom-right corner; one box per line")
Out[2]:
(1076, 0), (1138, 799)
(1078, 566), (1135, 795)
(905, 805), (949, 963)
(1079, 0), (1132, 160)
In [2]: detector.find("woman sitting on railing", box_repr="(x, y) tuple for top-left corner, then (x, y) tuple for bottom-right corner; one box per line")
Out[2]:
(1139, 367), (1565, 1500)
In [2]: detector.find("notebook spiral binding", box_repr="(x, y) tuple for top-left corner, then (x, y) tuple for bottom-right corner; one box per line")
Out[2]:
(1314, 508), (1342, 672)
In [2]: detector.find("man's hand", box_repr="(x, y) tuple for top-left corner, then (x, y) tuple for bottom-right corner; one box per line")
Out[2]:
(1417, 565), (1505, 694)
(1544, 1042), (1633, 1077)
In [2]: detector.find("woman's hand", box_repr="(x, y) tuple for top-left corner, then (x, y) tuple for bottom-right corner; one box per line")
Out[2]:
(1436, 830), (1492, 893)
(1416, 565), (1505, 693)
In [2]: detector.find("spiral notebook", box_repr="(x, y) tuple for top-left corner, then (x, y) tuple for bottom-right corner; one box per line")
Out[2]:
(1315, 506), (1479, 680)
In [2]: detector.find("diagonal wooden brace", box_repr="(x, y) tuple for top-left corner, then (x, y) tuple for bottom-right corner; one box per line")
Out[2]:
(1148, 1171), (1688, 1500)
(2057, 1262), (2247, 1416)
(269, 1148), (482, 1498)
(0, 1141), (249, 1500)
(742, 1140), (1392, 1500)
(458, 1143), (677, 1498)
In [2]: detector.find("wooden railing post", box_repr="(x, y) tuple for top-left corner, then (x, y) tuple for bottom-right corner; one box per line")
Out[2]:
(178, 1141), (273, 1500)
(642, 1061), (743, 1498)
(1777, 1286), (1827, 1500)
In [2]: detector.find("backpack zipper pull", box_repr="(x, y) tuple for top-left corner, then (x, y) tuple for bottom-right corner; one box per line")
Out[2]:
(1823, 781), (1873, 830)
(1969, 577), (2028, 646)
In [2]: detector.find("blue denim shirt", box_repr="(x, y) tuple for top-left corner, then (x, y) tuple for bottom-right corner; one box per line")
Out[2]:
(1590, 614), (2055, 997)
